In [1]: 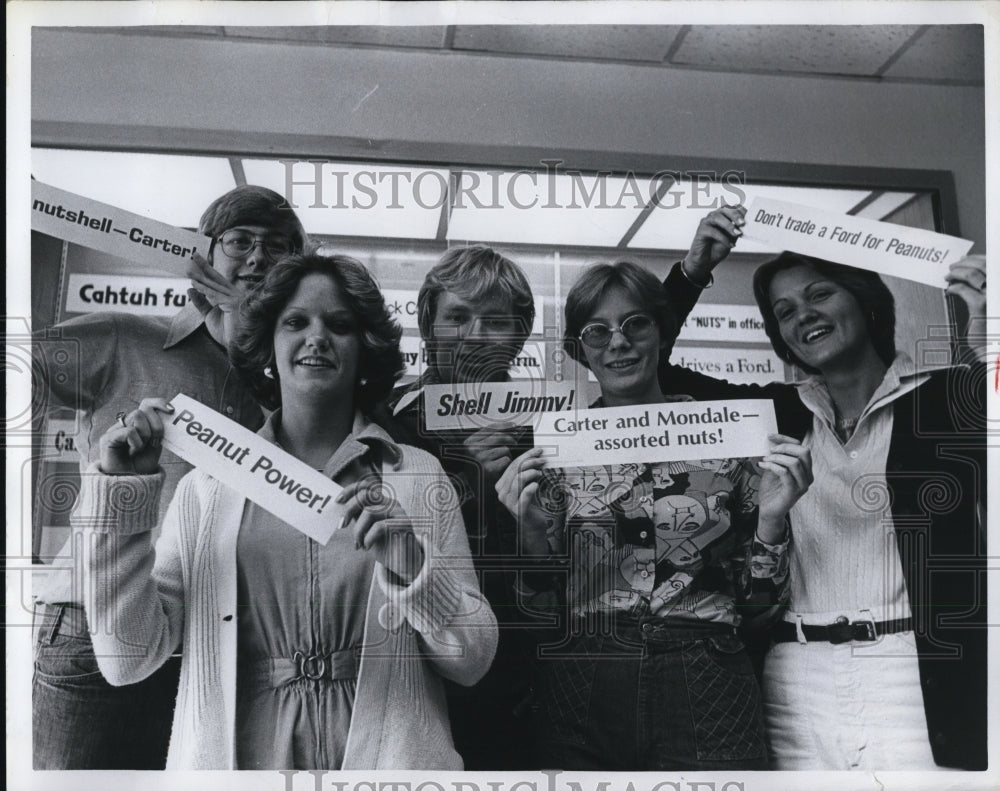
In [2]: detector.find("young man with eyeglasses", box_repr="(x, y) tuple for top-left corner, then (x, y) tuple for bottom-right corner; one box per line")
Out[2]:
(31, 185), (306, 769)
(375, 211), (743, 768)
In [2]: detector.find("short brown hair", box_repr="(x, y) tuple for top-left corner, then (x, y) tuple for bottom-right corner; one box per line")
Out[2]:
(563, 261), (677, 370)
(752, 252), (896, 374)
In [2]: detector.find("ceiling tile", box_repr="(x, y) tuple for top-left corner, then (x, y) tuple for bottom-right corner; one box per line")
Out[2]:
(222, 26), (447, 48)
(452, 25), (682, 62)
(881, 25), (983, 82)
(671, 25), (921, 76)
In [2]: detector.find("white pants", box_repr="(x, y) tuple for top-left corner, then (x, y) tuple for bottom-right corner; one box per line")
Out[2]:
(762, 613), (937, 770)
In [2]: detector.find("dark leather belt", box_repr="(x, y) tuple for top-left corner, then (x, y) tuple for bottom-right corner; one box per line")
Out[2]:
(772, 616), (913, 644)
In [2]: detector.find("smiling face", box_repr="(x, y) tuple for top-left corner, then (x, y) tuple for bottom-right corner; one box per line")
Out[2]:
(212, 224), (287, 297)
(580, 285), (664, 407)
(768, 264), (875, 373)
(429, 290), (522, 384)
(272, 272), (361, 410)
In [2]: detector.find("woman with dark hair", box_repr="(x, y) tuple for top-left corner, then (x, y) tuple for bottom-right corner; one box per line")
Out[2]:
(753, 252), (899, 373)
(76, 252), (497, 770)
(497, 260), (812, 770)
(661, 249), (988, 770)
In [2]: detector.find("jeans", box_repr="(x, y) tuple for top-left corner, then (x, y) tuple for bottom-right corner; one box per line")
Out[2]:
(32, 603), (181, 769)
(533, 617), (768, 771)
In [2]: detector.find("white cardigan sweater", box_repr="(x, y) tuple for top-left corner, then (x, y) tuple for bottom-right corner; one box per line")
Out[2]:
(75, 420), (497, 770)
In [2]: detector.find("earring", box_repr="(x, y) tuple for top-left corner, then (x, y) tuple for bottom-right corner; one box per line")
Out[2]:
(870, 311), (878, 324)
(359, 377), (368, 386)
(264, 366), (274, 379)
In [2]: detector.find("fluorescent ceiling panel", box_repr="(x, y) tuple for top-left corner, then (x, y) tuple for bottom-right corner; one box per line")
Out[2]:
(31, 148), (235, 228)
(242, 159), (445, 239)
(447, 170), (648, 247)
(628, 182), (871, 253)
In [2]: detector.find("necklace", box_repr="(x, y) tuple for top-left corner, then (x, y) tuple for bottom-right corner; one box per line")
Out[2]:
(834, 413), (859, 443)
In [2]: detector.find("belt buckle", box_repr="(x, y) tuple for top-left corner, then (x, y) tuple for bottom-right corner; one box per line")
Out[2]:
(853, 610), (878, 642)
(292, 651), (327, 681)
(828, 615), (853, 644)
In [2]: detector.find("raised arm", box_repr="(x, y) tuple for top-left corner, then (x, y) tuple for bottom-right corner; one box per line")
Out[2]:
(76, 398), (187, 685)
(945, 255), (988, 365)
(661, 205), (747, 357)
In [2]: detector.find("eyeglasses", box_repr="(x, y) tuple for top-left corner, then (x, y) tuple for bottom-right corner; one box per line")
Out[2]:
(217, 229), (294, 260)
(579, 314), (656, 349)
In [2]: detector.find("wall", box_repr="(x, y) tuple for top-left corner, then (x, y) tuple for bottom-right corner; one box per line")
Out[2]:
(31, 29), (986, 249)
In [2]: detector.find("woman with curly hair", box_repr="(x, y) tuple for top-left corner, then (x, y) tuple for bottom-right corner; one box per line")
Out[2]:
(76, 252), (497, 770)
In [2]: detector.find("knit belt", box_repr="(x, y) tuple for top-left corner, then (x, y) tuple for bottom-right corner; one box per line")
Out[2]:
(772, 616), (913, 645)
(243, 648), (358, 686)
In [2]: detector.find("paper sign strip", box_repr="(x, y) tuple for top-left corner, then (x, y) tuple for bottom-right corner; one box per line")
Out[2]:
(161, 394), (344, 545)
(424, 381), (578, 431)
(534, 399), (778, 466)
(31, 181), (210, 275)
(743, 197), (972, 288)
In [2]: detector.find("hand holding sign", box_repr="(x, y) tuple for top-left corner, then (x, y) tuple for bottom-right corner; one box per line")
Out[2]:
(185, 251), (240, 344)
(463, 425), (520, 488)
(337, 477), (425, 583)
(495, 447), (553, 556)
(99, 397), (174, 475)
(945, 255), (988, 350)
(186, 251), (240, 313)
(682, 204), (746, 285)
(756, 433), (813, 543)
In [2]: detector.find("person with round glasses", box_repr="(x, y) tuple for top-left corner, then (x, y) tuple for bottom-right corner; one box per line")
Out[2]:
(31, 185), (307, 769)
(579, 312), (657, 349)
(496, 260), (812, 770)
(216, 227), (296, 261)
(185, 187), (308, 345)
(376, 208), (744, 769)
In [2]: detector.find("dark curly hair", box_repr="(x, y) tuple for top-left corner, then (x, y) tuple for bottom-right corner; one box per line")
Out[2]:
(752, 251), (896, 374)
(229, 252), (404, 412)
(563, 261), (677, 370)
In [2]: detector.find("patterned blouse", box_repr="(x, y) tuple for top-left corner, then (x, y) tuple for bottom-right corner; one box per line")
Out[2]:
(532, 456), (790, 626)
